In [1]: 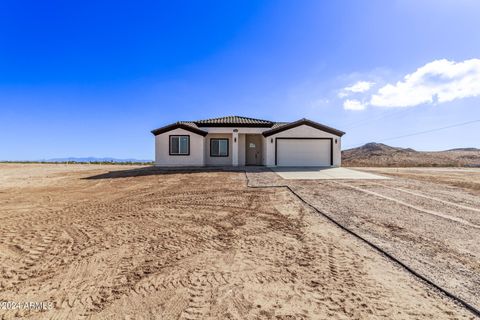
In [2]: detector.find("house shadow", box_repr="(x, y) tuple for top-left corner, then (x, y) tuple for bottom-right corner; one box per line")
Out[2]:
(84, 166), (265, 180)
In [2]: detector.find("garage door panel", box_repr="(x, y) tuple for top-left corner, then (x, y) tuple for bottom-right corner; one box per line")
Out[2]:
(277, 139), (331, 166)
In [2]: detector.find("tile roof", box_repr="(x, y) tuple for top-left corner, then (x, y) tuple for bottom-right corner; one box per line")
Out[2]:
(151, 116), (345, 136)
(150, 122), (208, 136)
(270, 122), (289, 129)
(178, 121), (199, 128)
(193, 115), (273, 126)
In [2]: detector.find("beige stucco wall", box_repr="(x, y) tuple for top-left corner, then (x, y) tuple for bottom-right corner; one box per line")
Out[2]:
(238, 134), (246, 166)
(261, 136), (267, 165)
(204, 133), (232, 166)
(154, 124), (342, 167)
(265, 125), (342, 167)
(154, 128), (205, 166)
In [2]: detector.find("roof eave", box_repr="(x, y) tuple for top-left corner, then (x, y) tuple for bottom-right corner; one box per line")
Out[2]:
(194, 122), (273, 128)
(151, 123), (208, 137)
(262, 118), (345, 137)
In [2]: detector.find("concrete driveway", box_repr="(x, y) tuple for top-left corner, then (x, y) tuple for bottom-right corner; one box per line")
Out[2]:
(272, 167), (390, 180)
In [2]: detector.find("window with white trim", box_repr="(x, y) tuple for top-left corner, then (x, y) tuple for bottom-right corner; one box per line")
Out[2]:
(210, 138), (229, 157)
(169, 135), (189, 155)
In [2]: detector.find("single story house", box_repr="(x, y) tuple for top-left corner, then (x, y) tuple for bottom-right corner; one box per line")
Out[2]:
(151, 116), (345, 167)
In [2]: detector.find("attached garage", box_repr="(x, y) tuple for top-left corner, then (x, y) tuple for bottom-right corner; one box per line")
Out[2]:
(263, 119), (345, 167)
(152, 116), (345, 167)
(276, 138), (332, 166)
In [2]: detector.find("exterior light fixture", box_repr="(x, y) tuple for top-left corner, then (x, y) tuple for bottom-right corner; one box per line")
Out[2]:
(233, 129), (238, 143)
(271, 138), (273, 143)
(335, 139), (338, 144)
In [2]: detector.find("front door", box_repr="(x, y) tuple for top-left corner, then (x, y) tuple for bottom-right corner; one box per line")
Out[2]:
(245, 135), (262, 165)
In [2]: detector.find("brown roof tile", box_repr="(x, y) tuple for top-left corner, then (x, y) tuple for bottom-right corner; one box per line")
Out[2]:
(151, 116), (345, 136)
(194, 115), (273, 127)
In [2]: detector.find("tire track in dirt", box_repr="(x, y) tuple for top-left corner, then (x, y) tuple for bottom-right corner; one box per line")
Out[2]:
(367, 181), (480, 213)
(0, 165), (476, 319)
(332, 180), (480, 230)
(282, 176), (480, 316)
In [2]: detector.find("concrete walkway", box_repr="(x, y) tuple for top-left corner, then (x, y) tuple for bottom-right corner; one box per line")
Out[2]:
(272, 167), (390, 180)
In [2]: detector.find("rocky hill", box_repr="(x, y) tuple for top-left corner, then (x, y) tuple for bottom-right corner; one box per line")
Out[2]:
(342, 143), (480, 167)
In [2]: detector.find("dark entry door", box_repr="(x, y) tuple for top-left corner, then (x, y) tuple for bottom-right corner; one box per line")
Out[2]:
(245, 135), (262, 165)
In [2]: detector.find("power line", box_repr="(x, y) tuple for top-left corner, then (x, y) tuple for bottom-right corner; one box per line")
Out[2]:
(343, 119), (480, 149)
(343, 107), (417, 130)
(380, 119), (480, 142)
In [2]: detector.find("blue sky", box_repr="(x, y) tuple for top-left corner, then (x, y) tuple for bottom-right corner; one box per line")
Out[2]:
(1, 0), (479, 160)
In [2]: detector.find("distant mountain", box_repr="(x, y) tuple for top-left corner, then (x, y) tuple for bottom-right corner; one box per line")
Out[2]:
(342, 143), (480, 167)
(446, 147), (480, 152)
(45, 157), (153, 163)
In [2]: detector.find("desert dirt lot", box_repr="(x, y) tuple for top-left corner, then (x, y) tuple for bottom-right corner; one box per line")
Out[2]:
(262, 167), (480, 315)
(0, 164), (478, 319)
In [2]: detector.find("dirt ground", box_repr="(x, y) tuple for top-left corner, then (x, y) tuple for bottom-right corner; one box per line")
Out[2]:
(358, 167), (480, 193)
(0, 164), (477, 319)
(264, 167), (480, 316)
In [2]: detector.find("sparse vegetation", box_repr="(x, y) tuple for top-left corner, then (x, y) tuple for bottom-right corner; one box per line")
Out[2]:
(342, 143), (480, 167)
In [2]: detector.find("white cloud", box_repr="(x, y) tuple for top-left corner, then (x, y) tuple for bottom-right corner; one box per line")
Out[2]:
(344, 81), (375, 93)
(370, 58), (480, 107)
(343, 99), (367, 111)
(338, 81), (375, 99)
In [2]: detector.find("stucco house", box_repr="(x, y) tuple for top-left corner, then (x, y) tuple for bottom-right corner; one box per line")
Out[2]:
(151, 116), (345, 167)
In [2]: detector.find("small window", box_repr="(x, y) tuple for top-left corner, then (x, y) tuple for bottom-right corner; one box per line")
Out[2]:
(210, 138), (229, 157)
(169, 135), (190, 155)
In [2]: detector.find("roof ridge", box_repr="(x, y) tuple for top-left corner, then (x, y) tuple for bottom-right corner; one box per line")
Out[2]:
(231, 115), (271, 121)
(192, 115), (273, 125)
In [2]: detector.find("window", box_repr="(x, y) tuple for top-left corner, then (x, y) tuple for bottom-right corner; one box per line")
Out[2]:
(210, 138), (229, 157)
(169, 135), (190, 155)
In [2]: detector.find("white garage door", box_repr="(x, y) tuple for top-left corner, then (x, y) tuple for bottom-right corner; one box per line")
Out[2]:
(277, 139), (331, 166)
